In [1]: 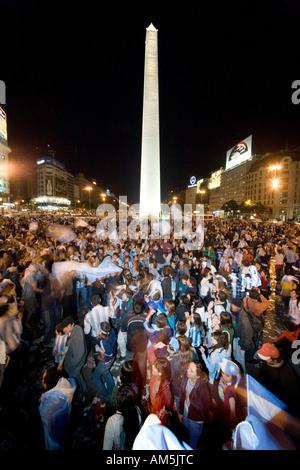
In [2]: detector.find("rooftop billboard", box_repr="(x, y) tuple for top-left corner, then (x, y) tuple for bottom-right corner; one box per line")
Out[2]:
(225, 135), (252, 170)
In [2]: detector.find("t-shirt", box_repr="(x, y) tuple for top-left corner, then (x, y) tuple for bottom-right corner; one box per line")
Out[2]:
(184, 379), (195, 416)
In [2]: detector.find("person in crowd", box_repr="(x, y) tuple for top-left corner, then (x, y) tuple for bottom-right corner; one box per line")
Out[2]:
(274, 319), (300, 360)
(284, 245), (299, 275)
(21, 264), (44, 327)
(275, 248), (284, 282)
(103, 384), (143, 450)
(52, 322), (69, 366)
(125, 299), (148, 388)
(210, 358), (245, 448)
(149, 356), (174, 418)
(84, 294), (106, 355)
(286, 287), (300, 325)
(243, 286), (269, 332)
(217, 311), (234, 347)
(200, 268), (214, 305)
(143, 307), (173, 348)
(93, 321), (116, 404)
(230, 297), (255, 373)
(257, 342), (300, 418)
(200, 330), (231, 385)
(175, 294), (191, 322)
(187, 312), (205, 359)
(60, 315), (87, 401)
(176, 274), (189, 302)
(177, 361), (211, 449)
(39, 366), (77, 450)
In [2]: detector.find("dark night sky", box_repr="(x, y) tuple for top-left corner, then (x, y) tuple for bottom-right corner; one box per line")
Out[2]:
(1, 0), (300, 203)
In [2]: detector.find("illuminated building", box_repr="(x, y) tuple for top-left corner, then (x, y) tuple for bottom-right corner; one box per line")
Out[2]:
(35, 156), (71, 210)
(0, 106), (12, 205)
(139, 24), (161, 219)
(245, 149), (300, 220)
(218, 135), (253, 205)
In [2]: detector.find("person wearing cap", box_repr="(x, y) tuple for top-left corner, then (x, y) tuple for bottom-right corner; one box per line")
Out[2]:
(257, 342), (300, 418)
(210, 358), (245, 448)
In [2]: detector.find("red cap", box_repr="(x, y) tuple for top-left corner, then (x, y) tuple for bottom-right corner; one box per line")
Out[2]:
(257, 343), (280, 360)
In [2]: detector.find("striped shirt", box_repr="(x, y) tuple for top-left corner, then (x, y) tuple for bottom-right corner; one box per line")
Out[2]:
(53, 333), (69, 364)
(84, 305), (113, 337)
(189, 325), (204, 348)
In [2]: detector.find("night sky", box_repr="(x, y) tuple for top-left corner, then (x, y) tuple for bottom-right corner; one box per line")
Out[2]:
(2, 0), (300, 203)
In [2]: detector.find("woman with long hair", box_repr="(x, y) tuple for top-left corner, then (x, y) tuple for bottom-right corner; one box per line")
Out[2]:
(217, 311), (234, 347)
(177, 361), (211, 450)
(200, 330), (231, 385)
(164, 300), (176, 334)
(103, 384), (143, 450)
(149, 357), (174, 418)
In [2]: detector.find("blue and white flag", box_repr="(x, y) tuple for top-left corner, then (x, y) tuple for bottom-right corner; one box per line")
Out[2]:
(242, 374), (298, 449)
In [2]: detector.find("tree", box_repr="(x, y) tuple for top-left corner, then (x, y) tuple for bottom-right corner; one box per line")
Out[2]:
(221, 200), (240, 214)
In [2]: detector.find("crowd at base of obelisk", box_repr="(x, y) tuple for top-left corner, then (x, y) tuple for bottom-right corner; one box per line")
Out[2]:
(0, 213), (300, 451)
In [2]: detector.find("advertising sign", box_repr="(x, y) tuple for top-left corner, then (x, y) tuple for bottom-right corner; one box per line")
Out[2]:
(226, 135), (252, 170)
(208, 169), (222, 190)
(188, 176), (197, 188)
(0, 107), (7, 141)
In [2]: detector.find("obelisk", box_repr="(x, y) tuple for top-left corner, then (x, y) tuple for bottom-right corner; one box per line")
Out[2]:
(139, 23), (161, 219)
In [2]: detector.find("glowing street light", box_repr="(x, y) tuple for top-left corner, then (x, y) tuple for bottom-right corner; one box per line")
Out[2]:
(268, 163), (282, 218)
(84, 186), (93, 211)
(269, 164), (282, 172)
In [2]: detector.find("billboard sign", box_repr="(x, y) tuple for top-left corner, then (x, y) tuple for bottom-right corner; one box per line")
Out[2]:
(208, 169), (222, 190)
(226, 135), (252, 170)
(0, 107), (7, 141)
(188, 176), (197, 188)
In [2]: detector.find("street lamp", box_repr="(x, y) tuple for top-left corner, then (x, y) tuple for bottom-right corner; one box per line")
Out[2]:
(84, 186), (93, 211)
(268, 164), (281, 218)
(199, 189), (206, 207)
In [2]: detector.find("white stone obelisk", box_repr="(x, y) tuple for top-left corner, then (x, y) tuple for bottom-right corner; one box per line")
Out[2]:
(139, 23), (161, 219)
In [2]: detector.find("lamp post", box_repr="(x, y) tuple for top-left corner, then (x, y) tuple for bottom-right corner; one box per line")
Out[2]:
(84, 186), (93, 212)
(199, 189), (206, 207)
(268, 164), (281, 219)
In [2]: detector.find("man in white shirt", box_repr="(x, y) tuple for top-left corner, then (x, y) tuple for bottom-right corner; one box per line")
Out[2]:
(83, 294), (113, 353)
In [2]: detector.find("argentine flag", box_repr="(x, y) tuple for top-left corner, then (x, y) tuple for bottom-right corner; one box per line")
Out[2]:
(232, 374), (300, 450)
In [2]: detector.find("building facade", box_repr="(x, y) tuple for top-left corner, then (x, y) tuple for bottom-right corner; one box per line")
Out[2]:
(245, 150), (300, 220)
(0, 107), (11, 207)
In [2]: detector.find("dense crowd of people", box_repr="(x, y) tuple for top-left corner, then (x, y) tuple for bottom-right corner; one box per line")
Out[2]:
(0, 213), (300, 451)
